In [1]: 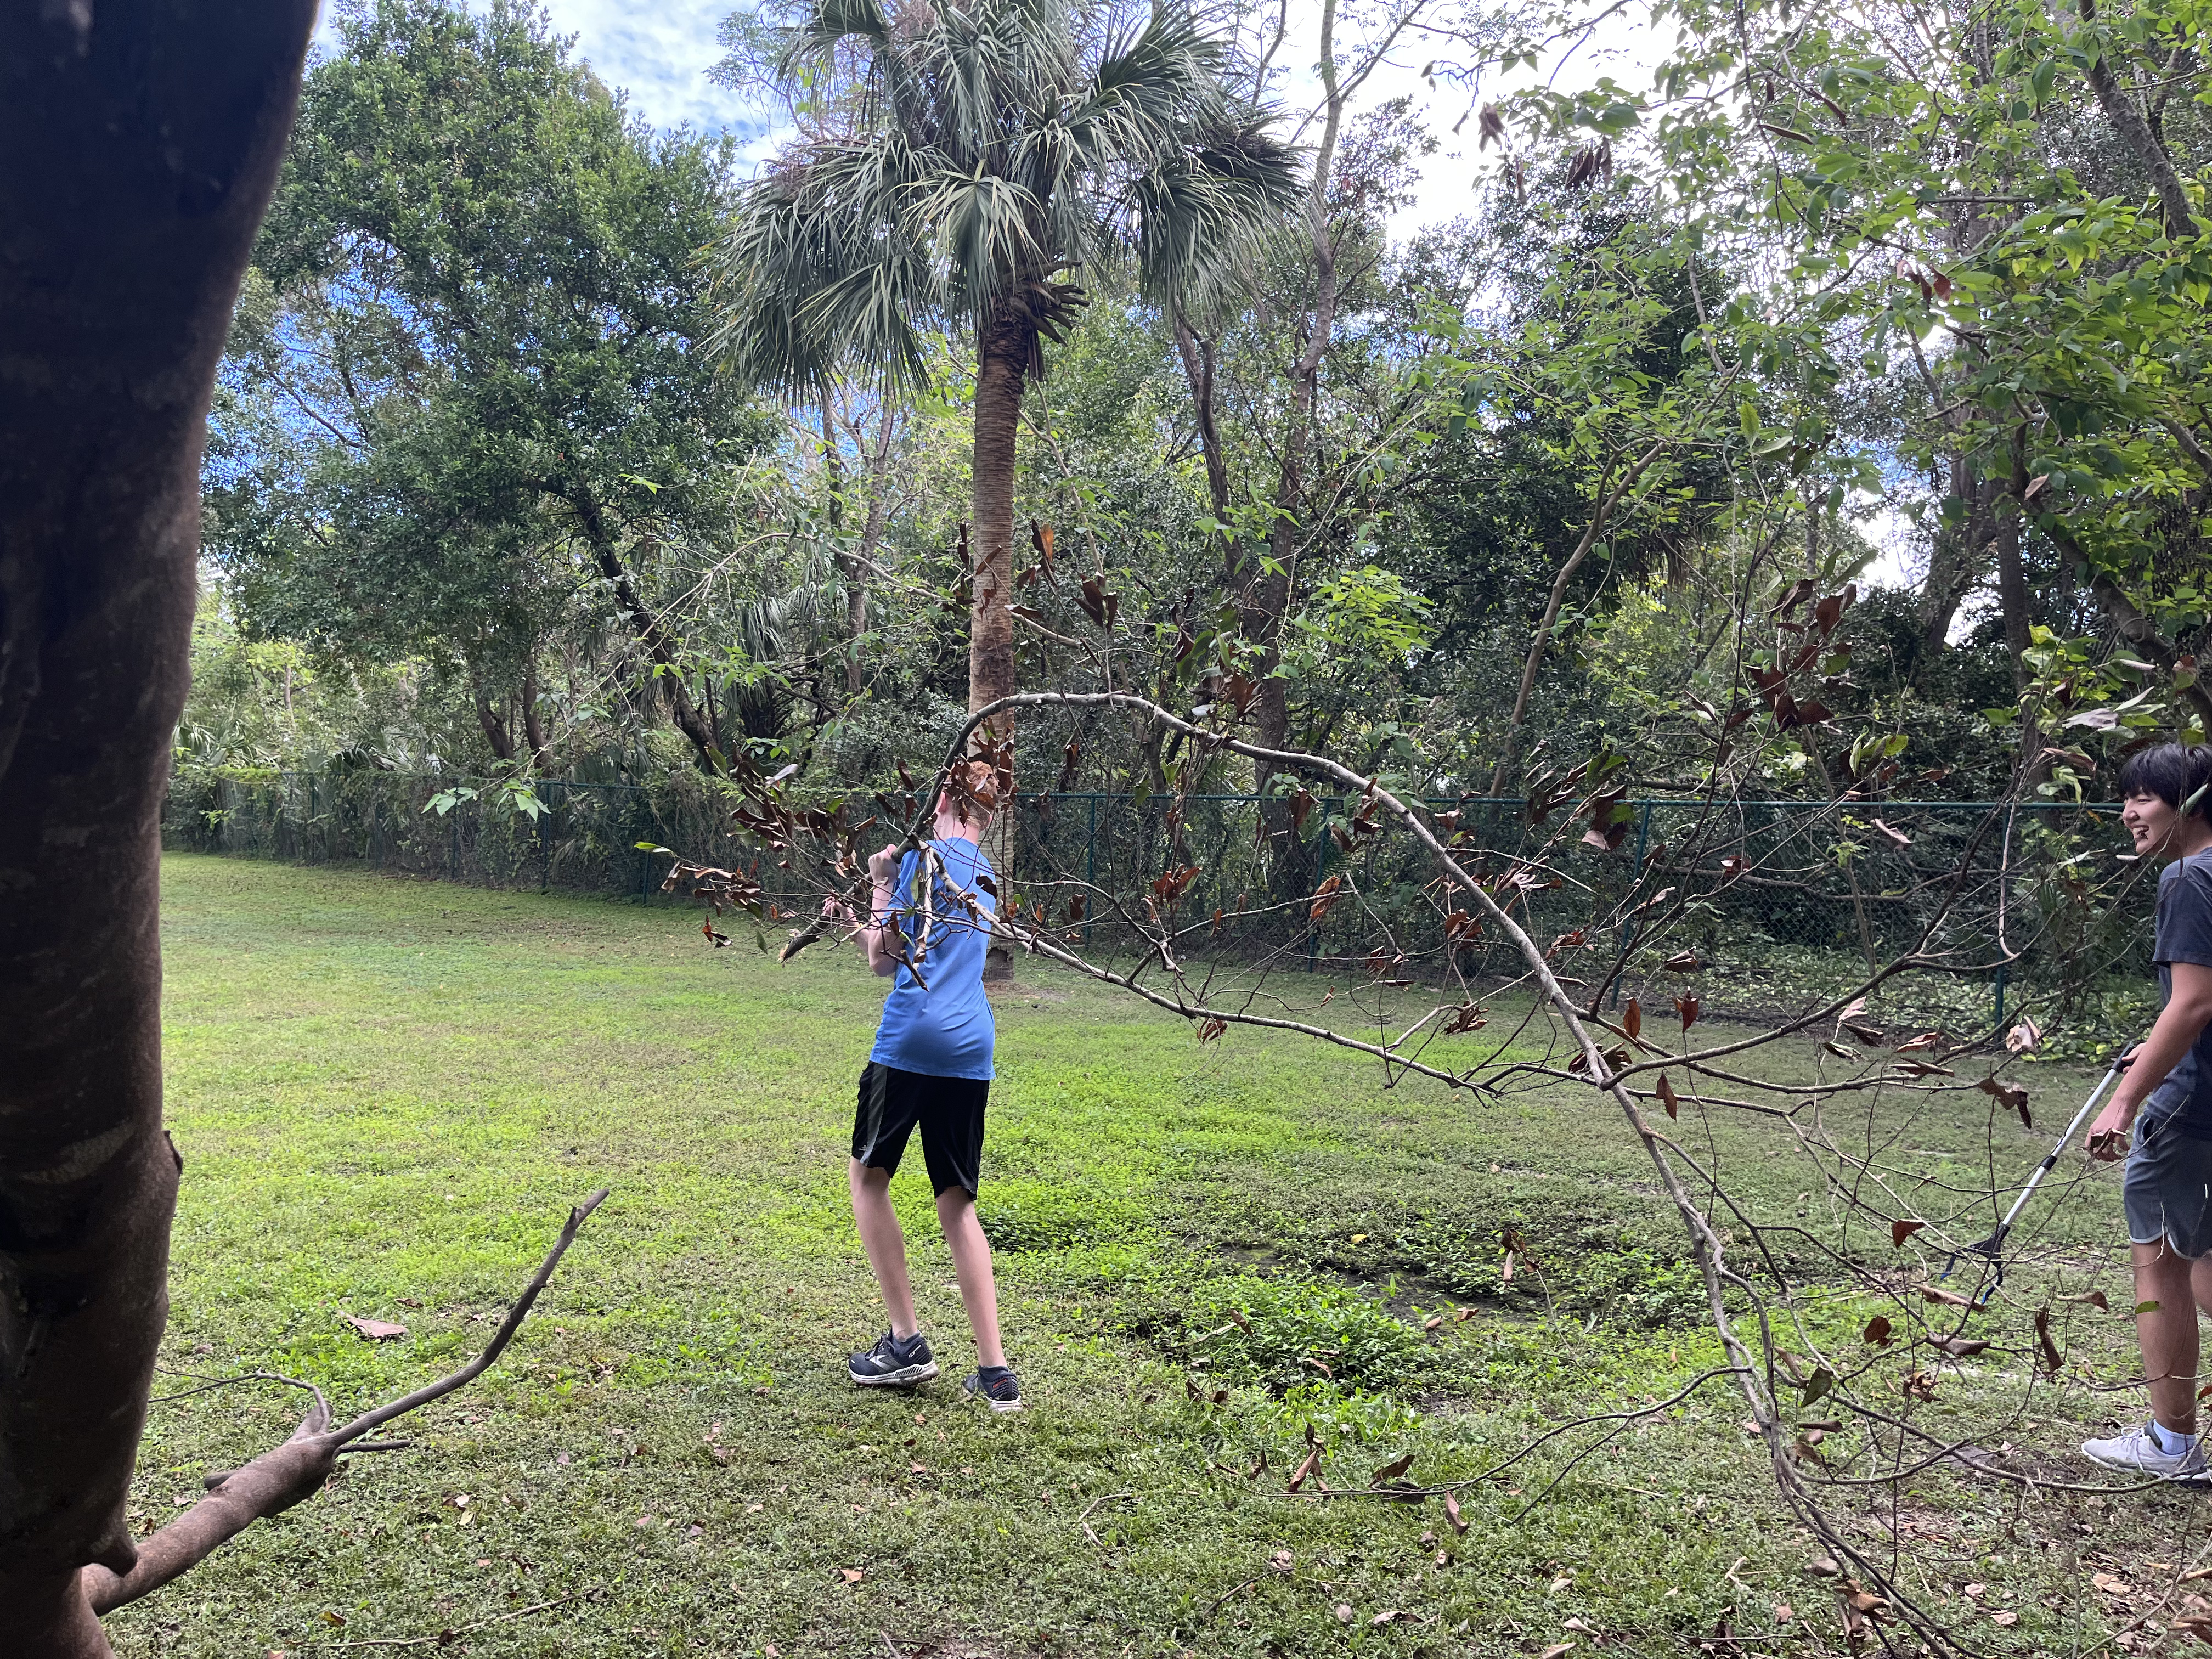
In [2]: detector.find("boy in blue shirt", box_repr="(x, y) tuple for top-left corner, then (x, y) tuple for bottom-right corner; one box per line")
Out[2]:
(828, 761), (1020, 1412)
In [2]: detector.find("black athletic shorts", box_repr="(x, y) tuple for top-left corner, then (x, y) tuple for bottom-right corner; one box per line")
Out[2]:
(851, 1062), (989, 1197)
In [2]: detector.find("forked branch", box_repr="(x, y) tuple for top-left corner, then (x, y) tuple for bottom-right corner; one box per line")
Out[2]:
(81, 1189), (609, 1617)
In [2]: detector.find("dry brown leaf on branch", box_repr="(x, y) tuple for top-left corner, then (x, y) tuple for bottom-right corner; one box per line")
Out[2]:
(1926, 1334), (1990, 1358)
(2060, 1290), (2111, 1311)
(1891, 1218), (1926, 1248)
(1623, 998), (1643, 1039)
(2034, 1307), (2064, 1374)
(1864, 1314), (1893, 1346)
(1286, 1443), (1324, 1494)
(1444, 1491), (1468, 1534)
(2006, 1015), (2043, 1054)
(1371, 1452), (1414, 1483)
(1656, 1074), (1681, 1119)
(1977, 1074), (2032, 1127)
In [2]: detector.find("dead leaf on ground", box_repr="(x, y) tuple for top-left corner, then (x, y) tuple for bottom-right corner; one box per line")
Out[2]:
(838, 1567), (864, 1584)
(344, 1316), (409, 1341)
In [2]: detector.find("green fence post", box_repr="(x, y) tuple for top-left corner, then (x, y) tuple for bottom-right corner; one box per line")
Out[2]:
(1084, 793), (1097, 947)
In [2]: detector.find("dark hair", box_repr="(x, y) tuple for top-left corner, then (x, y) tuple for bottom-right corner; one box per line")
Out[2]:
(2118, 742), (2212, 821)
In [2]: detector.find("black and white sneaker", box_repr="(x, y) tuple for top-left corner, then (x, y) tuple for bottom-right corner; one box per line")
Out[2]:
(961, 1365), (1023, 1414)
(848, 1329), (938, 1387)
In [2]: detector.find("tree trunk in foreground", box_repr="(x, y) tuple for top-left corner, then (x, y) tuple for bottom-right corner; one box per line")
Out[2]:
(969, 310), (1028, 980)
(0, 4), (314, 1654)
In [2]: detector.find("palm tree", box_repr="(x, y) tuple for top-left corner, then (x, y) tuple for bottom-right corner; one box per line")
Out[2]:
(710, 0), (1299, 757)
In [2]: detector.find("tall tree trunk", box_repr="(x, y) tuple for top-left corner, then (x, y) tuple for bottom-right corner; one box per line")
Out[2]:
(0, 3), (315, 1654)
(1172, 315), (1231, 528)
(475, 690), (516, 762)
(1915, 459), (1989, 669)
(970, 311), (1028, 978)
(565, 487), (726, 776)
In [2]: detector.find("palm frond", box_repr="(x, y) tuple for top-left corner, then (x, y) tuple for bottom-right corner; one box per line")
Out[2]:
(712, 0), (1297, 390)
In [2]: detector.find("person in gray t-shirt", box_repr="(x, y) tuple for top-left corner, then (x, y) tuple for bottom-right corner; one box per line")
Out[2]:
(2084, 743), (2212, 1479)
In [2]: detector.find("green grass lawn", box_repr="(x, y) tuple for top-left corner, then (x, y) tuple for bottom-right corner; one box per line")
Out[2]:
(116, 854), (2200, 1657)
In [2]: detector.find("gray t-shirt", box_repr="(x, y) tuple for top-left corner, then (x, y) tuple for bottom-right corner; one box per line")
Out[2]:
(2147, 849), (2212, 1137)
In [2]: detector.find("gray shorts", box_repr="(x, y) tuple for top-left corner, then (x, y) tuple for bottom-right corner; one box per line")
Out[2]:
(2126, 1113), (2212, 1259)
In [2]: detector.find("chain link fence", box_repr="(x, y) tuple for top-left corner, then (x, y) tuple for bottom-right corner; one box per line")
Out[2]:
(166, 769), (2152, 1037)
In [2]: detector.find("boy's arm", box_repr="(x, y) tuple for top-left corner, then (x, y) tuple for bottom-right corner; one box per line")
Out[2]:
(2089, 960), (2212, 1155)
(853, 842), (904, 977)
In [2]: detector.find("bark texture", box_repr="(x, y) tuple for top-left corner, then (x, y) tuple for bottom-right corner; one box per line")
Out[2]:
(969, 308), (1028, 977)
(0, 3), (316, 1654)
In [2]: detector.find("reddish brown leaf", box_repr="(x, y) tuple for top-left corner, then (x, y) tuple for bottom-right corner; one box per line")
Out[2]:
(2059, 1290), (2111, 1311)
(1623, 998), (1643, 1040)
(1308, 874), (1344, 922)
(1663, 951), (1701, 972)
(2034, 1308), (2063, 1375)
(1656, 1074), (1680, 1120)
(1286, 1443), (1324, 1493)
(1891, 1218), (1926, 1249)
(1444, 1491), (1467, 1533)
(1674, 994), (1701, 1031)
(1863, 1315), (1893, 1346)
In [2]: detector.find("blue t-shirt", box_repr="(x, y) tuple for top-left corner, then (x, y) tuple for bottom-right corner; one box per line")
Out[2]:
(868, 837), (997, 1080)
(2147, 849), (2212, 1137)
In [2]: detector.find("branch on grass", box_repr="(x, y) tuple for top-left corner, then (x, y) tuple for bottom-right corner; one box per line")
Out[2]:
(81, 1189), (608, 1616)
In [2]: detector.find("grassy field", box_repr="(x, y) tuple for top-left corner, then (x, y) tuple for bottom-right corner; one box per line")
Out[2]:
(115, 855), (2201, 1657)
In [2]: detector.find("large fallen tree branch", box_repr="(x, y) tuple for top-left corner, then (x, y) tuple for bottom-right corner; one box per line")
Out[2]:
(79, 1189), (608, 1617)
(897, 690), (1967, 1653)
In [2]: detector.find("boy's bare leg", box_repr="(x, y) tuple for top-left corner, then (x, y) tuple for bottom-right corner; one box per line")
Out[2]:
(936, 1186), (1006, 1368)
(850, 1159), (921, 1338)
(2137, 1240), (2200, 1434)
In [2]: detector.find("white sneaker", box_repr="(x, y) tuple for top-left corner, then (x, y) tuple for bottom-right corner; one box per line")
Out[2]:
(2082, 1422), (2210, 1481)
